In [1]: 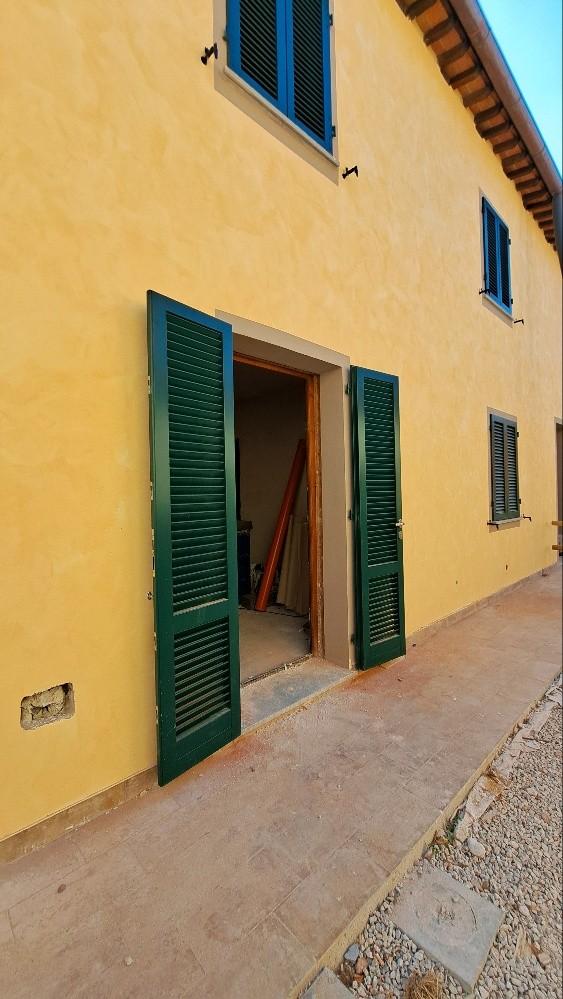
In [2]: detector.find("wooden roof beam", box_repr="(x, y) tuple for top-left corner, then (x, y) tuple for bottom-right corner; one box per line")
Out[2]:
(524, 192), (551, 209)
(424, 16), (455, 44)
(438, 41), (471, 68)
(474, 103), (504, 126)
(500, 150), (528, 168)
(534, 208), (554, 221)
(462, 83), (493, 106)
(516, 179), (543, 194)
(406, 0), (439, 19)
(506, 164), (536, 180)
(479, 120), (512, 139)
(449, 63), (482, 88)
(493, 138), (522, 155)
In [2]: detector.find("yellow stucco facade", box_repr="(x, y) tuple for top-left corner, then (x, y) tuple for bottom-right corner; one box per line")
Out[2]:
(2, 1), (561, 842)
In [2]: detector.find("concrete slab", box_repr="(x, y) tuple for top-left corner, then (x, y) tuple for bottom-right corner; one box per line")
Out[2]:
(302, 968), (352, 998)
(391, 862), (504, 992)
(241, 657), (349, 730)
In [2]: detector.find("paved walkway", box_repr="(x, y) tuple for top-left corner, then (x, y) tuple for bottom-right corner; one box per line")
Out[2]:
(1, 569), (561, 999)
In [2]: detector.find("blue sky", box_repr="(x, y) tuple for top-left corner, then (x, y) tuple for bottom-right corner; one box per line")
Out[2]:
(478, 0), (562, 173)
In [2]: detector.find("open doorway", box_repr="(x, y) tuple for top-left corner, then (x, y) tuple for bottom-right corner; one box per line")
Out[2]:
(234, 355), (320, 684)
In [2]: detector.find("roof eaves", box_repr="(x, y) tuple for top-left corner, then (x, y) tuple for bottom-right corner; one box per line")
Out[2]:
(396, 0), (562, 261)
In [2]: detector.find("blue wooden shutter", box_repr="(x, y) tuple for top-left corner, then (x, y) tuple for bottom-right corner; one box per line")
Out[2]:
(483, 199), (499, 300)
(287, 0), (332, 149)
(227, 0), (287, 110)
(482, 198), (512, 313)
(352, 368), (406, 669)
(498, 219), (512, 311)
(147, 292), (240, 785)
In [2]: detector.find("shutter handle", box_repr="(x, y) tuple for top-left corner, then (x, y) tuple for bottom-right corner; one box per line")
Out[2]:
(395, 520), (404, 529)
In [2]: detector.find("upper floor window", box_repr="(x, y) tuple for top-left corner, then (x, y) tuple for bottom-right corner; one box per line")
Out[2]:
(482, 197), (512, 315)
(227, 0), (333, 152)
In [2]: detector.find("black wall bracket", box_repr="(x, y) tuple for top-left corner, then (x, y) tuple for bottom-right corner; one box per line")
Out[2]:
(342, 165), (359, 180)
(512, 318), (525, 325)
(521, 514), (532, 522)
(201, 43), (219, 65)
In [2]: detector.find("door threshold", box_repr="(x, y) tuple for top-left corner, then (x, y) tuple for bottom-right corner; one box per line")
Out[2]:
(240, 657), (352, 733)
(240, 653), (313, 688)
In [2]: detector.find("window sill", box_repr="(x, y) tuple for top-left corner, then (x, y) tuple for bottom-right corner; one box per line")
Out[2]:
(488, 517), (522, 530)
(482, 292), (513, 323)
(223, 66), (339, 167)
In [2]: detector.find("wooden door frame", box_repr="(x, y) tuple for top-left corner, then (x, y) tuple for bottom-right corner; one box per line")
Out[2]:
(233, 351), (324, 658)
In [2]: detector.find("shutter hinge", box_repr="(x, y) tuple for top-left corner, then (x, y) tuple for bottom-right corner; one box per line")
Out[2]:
(147, 375), (151, 395)
(350, 634), (355, 644)
(331, 125), (336, 138)
(508, 238), (512, 245)
(329, 13), (334, 26)
(150, 480), (153, 502)
(153, 632), (157, 652)
(516, 431), (520, 438)
(345, 381), (351, 395)
(155, 704), (159, 724)
(348, 509), (353, 520)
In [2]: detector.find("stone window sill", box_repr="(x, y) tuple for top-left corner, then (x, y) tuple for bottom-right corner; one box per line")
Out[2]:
(223, 66), (339, 168)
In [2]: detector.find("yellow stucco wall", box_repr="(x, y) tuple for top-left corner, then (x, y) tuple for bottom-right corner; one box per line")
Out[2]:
(2, 0), (561, 841)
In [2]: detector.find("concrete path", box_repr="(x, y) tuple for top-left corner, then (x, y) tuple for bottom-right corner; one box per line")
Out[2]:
(1, 569), (561, 999)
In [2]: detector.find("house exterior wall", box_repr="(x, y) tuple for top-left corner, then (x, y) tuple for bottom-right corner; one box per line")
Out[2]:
(2, 0), (561, 842)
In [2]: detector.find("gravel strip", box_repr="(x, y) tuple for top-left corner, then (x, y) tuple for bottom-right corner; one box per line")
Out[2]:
(337, 683), (562, 998)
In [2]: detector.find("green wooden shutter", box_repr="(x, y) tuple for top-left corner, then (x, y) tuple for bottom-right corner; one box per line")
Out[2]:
(490, 414), (519, 521)
(147, 291), (240, 786)
(490, 415), (506, 521)
(505, 421), (520, 517)
(352, 368), (406, 669)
